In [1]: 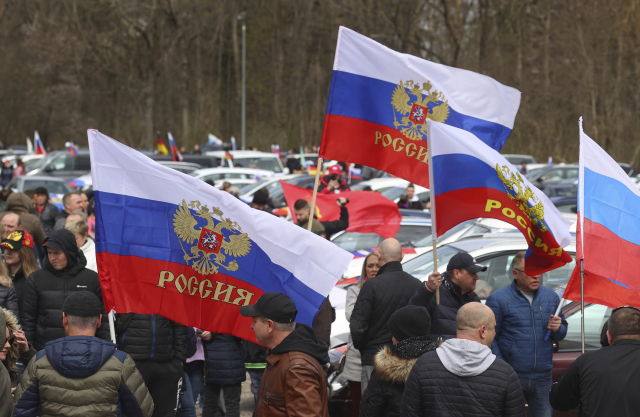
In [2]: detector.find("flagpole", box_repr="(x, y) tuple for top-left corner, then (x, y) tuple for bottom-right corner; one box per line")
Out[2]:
(426, 120), (439, 305)
(580, 258), (585, 353)
(308, 157), (323, 232)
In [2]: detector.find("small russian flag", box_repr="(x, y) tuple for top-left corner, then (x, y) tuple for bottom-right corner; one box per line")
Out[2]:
(34, 131), (46, 155)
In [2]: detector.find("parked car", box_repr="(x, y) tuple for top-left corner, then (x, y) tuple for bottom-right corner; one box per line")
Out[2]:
(502, 154), (538, 165)
(149, 154), (221, 168)
(206, 150), (285, 173)
(26, 150), (92, 181)
(237, 174), (303, 203)
(350, 177), (414, 193)
(550, 196), (578, 214)
(5, 175), (74, 210)
(189, 167), (275, 189)
(156, 161), (203, 174)
(525, 165), (579, 188)
(239, 175), (316, 208)
(618, 162), (639, 177)
(1, 154), (45, 172)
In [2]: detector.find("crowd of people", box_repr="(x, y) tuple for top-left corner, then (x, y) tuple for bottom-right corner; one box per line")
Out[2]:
(0, 161), (637, 417)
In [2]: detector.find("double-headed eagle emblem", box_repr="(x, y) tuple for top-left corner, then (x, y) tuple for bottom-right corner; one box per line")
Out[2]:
(173, 200), (251, 275)
(391, 80), (450, 141)
(496, 165), (548, 232)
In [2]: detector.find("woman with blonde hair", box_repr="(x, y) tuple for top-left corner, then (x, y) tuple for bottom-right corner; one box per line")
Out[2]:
(344, 251), (380, 417)
(1, 230), (38, 300)
(0, 261), (18, 318)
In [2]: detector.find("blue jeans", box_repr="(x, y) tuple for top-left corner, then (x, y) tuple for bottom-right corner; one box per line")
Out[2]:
(187, 362), (205, 411)
(180, 373), (197, 417)
(519, 374), (553, 417)
(248, 369), (264, 410)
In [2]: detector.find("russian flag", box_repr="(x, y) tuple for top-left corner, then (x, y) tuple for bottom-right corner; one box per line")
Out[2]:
(88, 130), (352, 342)
(429, 121), (573, 275)
(168, 132), (183, 162)
(562, 119), (640, 305)
(34, 131), (46, 155)
(66, 142), (78, 157)
(320, 27), (520, 190)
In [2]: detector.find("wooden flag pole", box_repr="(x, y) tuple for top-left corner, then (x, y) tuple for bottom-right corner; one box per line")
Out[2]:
(308, 157), (323, 232)
(426, 120), (439, 305)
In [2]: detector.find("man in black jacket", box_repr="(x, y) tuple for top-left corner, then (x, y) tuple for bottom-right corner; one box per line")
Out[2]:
(350, 238), (422, 391)
(19, 228), (109, 350)
(115, 313), (188, 417)
(549, 306), (640, 416)
(401, 302), (526, 416)
(33, 187), (59, 234)
(410, 253), (484, 341)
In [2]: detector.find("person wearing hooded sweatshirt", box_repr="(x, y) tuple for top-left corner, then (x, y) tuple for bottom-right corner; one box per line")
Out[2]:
(401, 303), (526, 417)
(360, 305), (437, 417)
(13, 291), (154, 416)
(19, 228), (109, 350)
(240, 292), (330, 417)
(0, 192), (46, 247)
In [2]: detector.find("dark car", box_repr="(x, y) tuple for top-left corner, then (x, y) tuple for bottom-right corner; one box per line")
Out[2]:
(525, 165), (579, 188)
(27, 150), (92, 181)
(150, 154), (220, 168)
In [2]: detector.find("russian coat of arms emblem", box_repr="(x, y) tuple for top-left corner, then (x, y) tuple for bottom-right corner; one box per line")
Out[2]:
(495, 165), (548, 232)
(391, 80), (450, 141)
(173, 200), (252, 275)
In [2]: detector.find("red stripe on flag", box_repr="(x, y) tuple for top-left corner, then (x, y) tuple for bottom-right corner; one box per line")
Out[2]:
(435, 187), (572, 275)
(97, 252), (263, 342)
(320, 114), (431, 190)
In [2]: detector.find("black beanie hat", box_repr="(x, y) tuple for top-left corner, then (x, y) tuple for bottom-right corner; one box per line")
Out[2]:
(388, 305), (431, 342)
(252, 190), (268, 205)
(63, 291), (102, 317)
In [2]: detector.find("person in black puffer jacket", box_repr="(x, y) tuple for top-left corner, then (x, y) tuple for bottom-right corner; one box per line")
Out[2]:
(409, 253), (483, 341)
(350, 238), (422, 391)
(203, 333), (246, 417)
(400, 303), (526, 417)
(360, 305), (437, 417)
(115, 313), (188, 417)
(19, 228), (109, 350)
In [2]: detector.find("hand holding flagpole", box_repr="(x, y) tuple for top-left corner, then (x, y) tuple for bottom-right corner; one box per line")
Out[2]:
(543, 299), (564, 341)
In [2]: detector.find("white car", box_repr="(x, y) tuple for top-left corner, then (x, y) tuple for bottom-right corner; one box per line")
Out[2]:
(238, 174), (303, 204)
(189, 167), (275, 189)
(205, 150), (286, 174)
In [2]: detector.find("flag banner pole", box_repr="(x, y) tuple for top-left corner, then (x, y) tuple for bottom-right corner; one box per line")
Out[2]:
(426, 121), (439, 305)
(308, 157), (323, 232)
(580, 258), (585, 353)
(544, 298), (564, 341)
(108, 309), (116, 345)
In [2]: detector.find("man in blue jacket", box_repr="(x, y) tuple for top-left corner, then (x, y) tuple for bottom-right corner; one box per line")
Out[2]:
(486, 251), (567, 417)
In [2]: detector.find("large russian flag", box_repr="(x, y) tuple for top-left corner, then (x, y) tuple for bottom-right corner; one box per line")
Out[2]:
(562, 120), (640, 302)
(429, 121), (573, 275)
(88, 130), (352, 342)
(320, 26), (521, 189)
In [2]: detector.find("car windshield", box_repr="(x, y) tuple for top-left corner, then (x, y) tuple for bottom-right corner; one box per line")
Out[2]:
(25, 158), (45, 171)
(331, 224), (432, 252)
(23, 179), (72, 194)
(412, 220), (476, 247)
(402, 245), (464, 279)
(381, 187), (407, 201)
(239, 178), (273, 195)
(524, 167), (548, 180)
(234, 157), (281, 173)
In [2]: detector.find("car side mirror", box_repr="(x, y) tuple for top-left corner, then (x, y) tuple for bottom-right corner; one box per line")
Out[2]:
(44, 165), (54, 172)
(553, 341), (559, 353)
(537, 177), (544, 182)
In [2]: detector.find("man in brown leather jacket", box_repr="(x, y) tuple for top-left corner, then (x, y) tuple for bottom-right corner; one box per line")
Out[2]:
(240, 292), (330, 417)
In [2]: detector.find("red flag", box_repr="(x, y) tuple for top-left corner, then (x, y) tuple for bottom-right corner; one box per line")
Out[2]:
(280, 180), (401, 238)
(563, 217), (640, 309)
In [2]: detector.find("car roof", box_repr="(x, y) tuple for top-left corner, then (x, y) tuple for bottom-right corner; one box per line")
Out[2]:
(191, 167), (275, 176)
(21, 176), (69, 182)
(206, 150), (280, 158)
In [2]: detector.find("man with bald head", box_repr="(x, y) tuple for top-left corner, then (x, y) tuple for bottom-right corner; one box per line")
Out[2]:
(401, 303), (526, 416)
(350, 238), (422, 392)
(2, 212), (22, 237)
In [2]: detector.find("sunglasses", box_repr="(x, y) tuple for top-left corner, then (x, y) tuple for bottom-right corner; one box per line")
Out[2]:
(5, 333), (15, 346)
(612, 306), (640, 314)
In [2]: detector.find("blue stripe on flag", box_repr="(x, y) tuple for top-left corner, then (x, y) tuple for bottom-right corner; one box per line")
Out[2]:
(432, 153), (506, 195)
(327, 71), (512, 150)
(94, 191), (326, 325)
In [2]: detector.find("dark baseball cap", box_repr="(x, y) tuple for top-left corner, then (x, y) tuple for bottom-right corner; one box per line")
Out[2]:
(239, 292), (298, 323)
(447, 253), (487, 273)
